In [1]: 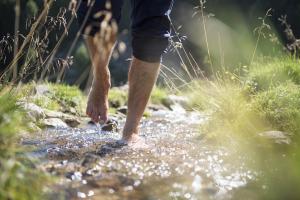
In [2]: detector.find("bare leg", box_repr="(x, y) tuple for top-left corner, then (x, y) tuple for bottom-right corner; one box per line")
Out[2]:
(85, 35), (116, 123)
(122, 57), (160, 142)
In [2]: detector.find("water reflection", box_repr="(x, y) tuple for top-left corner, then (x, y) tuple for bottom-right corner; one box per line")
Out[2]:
(23, 110), (254, 199)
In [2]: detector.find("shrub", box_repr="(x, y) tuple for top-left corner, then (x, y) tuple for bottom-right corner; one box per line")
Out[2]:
(252, 82), (300, 135)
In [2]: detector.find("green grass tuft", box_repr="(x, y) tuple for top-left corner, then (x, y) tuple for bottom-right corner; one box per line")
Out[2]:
(0, 89), (48, 200)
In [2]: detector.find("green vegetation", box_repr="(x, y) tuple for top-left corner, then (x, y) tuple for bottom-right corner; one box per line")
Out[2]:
(184, 56), (300, 199)
(249, 58), (300, 91)
(253, 82), (300, 134)
(108, 87), (127, 108)
(15, 82), (171, 118)
(0, 89), (47, 200)
(186, 57), (300, 139)
(150, 86), (169, 106)
(17, 82), (86, 115)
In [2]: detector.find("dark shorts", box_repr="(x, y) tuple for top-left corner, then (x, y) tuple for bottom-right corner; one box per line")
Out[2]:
(77, 0), (174, 62)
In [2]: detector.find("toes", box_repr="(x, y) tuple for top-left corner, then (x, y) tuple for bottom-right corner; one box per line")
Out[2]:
(86, 104), (92, 117)
(99, 110), (108, 124)
(100, 115), (108, 124)
(91, 110), (100, 123)
(86, 108), (91, 117)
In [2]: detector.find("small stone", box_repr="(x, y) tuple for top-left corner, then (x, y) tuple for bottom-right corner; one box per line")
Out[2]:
(117, 106), (128, 115)
(44, 109), (64, 118)
(259, 131), (291, 145)
(81, 153), (99, 167)
(42, 118), (68, 128)
(66, 171), (82, 181)
(101, 119), (118, 132)
(63, 117), (81, 128)
(19, 102), (46, 121)
(101, 123), (115, 131)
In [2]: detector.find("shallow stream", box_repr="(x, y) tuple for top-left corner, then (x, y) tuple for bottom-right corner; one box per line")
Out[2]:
(23, 109), (256, 200)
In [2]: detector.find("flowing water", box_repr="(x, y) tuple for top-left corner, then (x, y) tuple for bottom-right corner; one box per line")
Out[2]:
(22, 108), (256, 200)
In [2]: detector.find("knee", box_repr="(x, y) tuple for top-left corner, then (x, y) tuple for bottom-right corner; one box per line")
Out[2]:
(132, 16), (171, 63)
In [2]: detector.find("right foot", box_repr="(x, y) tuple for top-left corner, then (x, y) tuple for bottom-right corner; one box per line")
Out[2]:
(86, 81), (109, 123)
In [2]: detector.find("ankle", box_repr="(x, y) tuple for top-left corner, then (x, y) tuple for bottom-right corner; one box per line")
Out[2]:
(92, 78), (111, 89)
(122, 126), (139, 139)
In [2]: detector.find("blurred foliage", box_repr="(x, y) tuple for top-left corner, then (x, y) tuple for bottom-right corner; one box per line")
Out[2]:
(253, 82), (300, 135)
(1, 0), (300, 85)
(184, 56), (300, 199)
(0, 90), (48, 200)
(249, 58), (300, 91)
(150, 87), (169, 106)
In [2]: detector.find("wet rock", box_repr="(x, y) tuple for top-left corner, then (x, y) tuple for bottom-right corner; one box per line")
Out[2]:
(44, 109), (81, 127)
(66, 171), (83, 181)
(64, 117), (81, 128)
(88, 175), (134, 190)
(148, 104), (168, 111)
(101, 119), (118, 132)
(19, 102), (46, 121)
(42, 118), (69, 128)
(47, 147), (78, 160)
(81, 153), (100, 167)
(97, 141), (127, 157)
(44, 109), (65, 118)
(117, 106), (128, 115)
(259, 131), (291, 145)
(101, 124), (115, 132)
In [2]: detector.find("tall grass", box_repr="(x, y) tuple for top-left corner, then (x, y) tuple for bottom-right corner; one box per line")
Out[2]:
(0, 1), (80, 198)
(0, 0), (81, 85)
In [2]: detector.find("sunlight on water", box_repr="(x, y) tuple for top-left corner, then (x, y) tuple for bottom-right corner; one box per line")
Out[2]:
(23, 109), (255, 200)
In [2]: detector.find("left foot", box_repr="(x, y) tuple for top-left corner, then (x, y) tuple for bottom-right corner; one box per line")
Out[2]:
(122, 128), (148, 148)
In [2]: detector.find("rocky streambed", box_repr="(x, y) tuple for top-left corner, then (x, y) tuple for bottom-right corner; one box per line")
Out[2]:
(22, 105), (256, 200)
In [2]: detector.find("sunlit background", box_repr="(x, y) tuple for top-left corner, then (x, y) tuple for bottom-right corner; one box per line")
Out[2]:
(1, 0), (299, 87)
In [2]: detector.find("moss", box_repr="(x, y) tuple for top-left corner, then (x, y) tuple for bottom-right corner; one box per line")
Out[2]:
(16, 82), (86, 115)
(48, 83), (86, 109)
(252, 82), (300, 135)
(32, 96), (60, 111)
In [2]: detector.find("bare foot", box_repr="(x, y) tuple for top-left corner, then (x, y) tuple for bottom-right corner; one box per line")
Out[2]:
(86, 81), (109, 123)
(122, 128), (149, 149)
